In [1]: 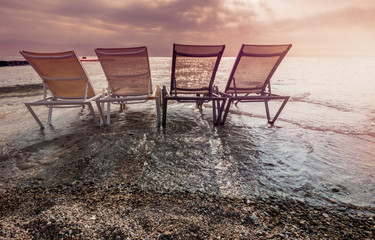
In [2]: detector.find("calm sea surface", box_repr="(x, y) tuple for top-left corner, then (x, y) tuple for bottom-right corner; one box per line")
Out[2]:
(0, 57), (374, 207)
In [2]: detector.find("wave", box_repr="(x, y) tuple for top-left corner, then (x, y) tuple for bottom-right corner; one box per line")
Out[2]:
(290, 93), (352, 113)
(226, 107), (375, 138)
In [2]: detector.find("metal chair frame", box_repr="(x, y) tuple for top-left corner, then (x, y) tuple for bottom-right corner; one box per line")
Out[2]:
(20, 50), (103, 129)
(95, 47), (161, 126)
(162, 44), (226, 127)
(219, 44), (292, 125)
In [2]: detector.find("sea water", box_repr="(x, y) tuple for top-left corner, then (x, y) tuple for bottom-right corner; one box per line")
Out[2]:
(0, 57), (374, 207)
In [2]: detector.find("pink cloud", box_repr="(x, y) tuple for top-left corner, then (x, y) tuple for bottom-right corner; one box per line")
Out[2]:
(0, 0), (374, 56)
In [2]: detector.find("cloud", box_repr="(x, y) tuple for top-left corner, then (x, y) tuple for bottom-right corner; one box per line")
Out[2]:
(0, 0), (375, 56)
(269, 6), (375, 55)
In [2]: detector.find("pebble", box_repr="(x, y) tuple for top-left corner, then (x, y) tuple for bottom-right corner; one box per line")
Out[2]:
(0, 177), (373, 239)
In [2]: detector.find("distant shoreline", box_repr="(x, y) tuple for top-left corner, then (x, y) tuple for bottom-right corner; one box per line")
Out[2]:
(0, 60), (29, 67)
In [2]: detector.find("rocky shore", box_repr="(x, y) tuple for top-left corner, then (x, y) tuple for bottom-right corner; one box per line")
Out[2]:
(1, 128), (374, 240)
(0, 178), (374, 239)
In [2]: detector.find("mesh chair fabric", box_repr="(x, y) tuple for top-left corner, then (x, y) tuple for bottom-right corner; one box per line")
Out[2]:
(95, 47), (151, 96)
(172, 44), (224, 94)
(20, 51), (95, 99)
(226, 44), (291, 94)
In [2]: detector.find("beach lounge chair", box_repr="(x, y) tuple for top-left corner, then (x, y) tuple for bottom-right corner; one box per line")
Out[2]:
(20, 50), (103, 129)
(219, 44), (292, 125)
(162, 44), (226, 127)
(95, 47), (161, 125)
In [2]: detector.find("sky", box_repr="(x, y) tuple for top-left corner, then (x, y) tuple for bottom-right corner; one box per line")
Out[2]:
(1, 0), (375, 56)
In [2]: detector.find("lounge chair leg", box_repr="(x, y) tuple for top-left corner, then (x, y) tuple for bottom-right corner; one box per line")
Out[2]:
(25, 103), (45, 129)
(162, 86), (167, 127)
(212, 99), (217, 125)
(96, 101), (105, 126)
(106, 102), (111, 125)
(216, 98), (225, 125)
(47, 107), (53, 125)
(268, 97), (289, 125)
(265, 100), (271, 123)
(156, 96), (161, 126)
(86, 103), (100, 126)
(220, 99), (232, 125)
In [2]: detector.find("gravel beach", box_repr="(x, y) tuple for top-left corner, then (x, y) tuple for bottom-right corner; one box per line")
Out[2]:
(0, 116), (374, 240)
(0, 178), (374, 239)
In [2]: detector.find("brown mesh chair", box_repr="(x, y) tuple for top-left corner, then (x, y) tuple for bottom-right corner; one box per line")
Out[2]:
(162, 44), (226, 127)
(20, 50), (103, 129)
(95, 47), (161, 125)
(219, 44), (292, 125)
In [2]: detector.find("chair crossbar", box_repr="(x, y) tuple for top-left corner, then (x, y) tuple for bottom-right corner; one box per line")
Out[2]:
(95, 49), (146, 56)
(175, 52), (222, 58)
(42, 76), (86, 81)
(21, 52), (75, 59)
(108, 72), (149, 78)
(241, 52), (285, 58)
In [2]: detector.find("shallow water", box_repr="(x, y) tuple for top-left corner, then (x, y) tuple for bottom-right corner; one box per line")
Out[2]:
(0, 57), (374, 207)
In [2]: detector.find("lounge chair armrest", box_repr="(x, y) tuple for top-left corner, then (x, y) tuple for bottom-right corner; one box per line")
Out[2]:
(87, 88), (106, 101)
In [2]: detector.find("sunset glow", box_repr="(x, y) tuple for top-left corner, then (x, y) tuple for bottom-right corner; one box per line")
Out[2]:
(0, 0), (375, 56)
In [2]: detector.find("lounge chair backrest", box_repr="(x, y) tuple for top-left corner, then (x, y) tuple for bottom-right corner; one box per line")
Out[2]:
(225, 44), (292, 95)
(95, 47), (151, 97)
(171, 44), (225, 95)
(20, 50), (95, 99)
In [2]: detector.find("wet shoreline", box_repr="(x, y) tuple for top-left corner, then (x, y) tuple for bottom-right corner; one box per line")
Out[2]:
(0, 72), (375, 238)
(0, 104), (374, 239)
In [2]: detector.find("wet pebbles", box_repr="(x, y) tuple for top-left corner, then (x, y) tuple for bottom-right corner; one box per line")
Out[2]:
(0, 180), (374, 239)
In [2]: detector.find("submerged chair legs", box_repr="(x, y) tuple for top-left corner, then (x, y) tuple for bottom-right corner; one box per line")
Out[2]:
(161, 86), (226, 127)
(212, 97), (226, 125)
(162, 86), (168, 127)
(155, 96), (161, 126)
(265, 97), (289, 125)
(220, 98), (233, 125)
(25, 101), (101, 129)
(96, 94), (161, 127)
(220, 96), (289, 126)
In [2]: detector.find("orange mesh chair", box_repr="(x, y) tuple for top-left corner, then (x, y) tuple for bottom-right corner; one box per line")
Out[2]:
(220, 44), (292, 125)
(162, 44), (226, 127)
(20, 50), (103, 129)
(95, 47), (161, 125)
